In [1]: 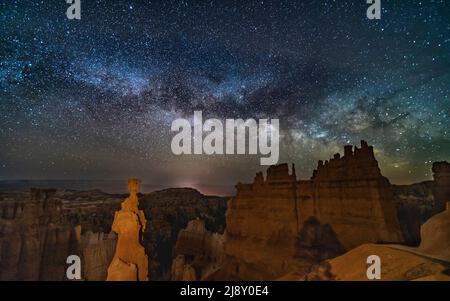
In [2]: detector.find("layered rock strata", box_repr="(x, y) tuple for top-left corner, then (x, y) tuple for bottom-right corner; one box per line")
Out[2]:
(171, 219), (224, 280)
(219, 141), (404, 280)
(77, 227), (117, 280)
(301, 140), (404, 248)
(0, 187), (227, 280)
(0, 189), (78, 280)
(139, 188), (227, 279)
(432, 161), (450, 213)
(288, 204), (450, 281)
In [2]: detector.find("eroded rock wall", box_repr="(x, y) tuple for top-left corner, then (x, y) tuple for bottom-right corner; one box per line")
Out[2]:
(299, 141), (403, 249)
(222, 164), (302, 280)
(0, 189), (78, 280)
(219, 141), (404, 280)
(171, 219), (224, 280)
(419, 201), (450, 261)
(78, 229), (117, 280)
(432, 161), (450, 214)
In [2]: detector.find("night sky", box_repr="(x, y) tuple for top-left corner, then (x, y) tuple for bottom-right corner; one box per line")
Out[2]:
(1, 0), (449, 193)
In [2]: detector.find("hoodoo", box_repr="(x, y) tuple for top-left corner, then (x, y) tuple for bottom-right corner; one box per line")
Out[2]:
(107, 179), (148, 281)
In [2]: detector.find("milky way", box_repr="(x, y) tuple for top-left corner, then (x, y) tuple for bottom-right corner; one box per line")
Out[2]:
(1, 0), (449, 193)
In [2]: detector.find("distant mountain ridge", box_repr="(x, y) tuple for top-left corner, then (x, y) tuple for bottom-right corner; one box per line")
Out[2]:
(0, 180), (233, 196)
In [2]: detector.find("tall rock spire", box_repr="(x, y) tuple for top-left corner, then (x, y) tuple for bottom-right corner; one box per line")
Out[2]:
(107, 178), (148, 281)
(432, 161), (450, 214)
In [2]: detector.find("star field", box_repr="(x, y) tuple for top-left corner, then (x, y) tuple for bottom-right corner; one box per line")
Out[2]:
(0, 0), (449, 193)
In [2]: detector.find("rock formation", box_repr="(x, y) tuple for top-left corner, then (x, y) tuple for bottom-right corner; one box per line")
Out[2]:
(217, 164), (302, 280)
(0, 141), (445, 281)
(215, 141), (404, 280)
(171, 219), (224, 280)
(295, 217), (345, 264)
(0, 189), (78, 280)
(279, 202), (450, 281)
(393, 181), (434, 245)
(290, 202), (450, 281)
(418, 201), (450, 261)
(0, 186), (227, 280)
(107, 179), (149, 281)
(139, 188), (227, 279)
(78, 228), (117, 280)
(432, 161), (450, 213)
(171, 255), (197, 280)
(301, 140), (404, 249)
(291, 243), (450, 281)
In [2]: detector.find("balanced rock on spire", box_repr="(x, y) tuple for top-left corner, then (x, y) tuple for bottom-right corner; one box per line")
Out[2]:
(107, 178), (148, 281)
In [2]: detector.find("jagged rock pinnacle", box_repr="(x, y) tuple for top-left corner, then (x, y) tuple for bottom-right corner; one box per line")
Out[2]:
(107, 179), (149, 281)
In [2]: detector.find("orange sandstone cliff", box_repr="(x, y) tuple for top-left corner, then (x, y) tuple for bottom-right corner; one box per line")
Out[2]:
(418, 201), (450, 261)
(212, 140), (404, 280)
(0, 189), (78, 280)
(289, 202), (450, 281)
(300, 140), (404, 249)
